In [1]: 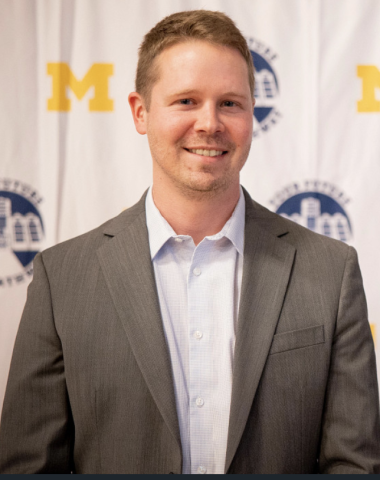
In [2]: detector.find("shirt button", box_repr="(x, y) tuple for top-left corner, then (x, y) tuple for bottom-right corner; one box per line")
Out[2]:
(197, 466), (207, 474)
(193, 267), (201, 276)
(194, 330), (203, 340)
(195, 397), (204, 407)
(174, 237), (183, 243)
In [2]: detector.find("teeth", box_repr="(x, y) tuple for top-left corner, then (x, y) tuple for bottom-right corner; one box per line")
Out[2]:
(188, 149), (224, 157)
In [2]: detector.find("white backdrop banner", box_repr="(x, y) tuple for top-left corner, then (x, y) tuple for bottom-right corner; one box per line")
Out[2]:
(1, 0), (379, 413)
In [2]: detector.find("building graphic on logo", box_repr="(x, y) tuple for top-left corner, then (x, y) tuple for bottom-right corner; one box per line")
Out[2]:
(0, 197), (43, 250)
(247, 37), (281, 137)
(270, 181), (352, 243)
(0, 179), (44, 287)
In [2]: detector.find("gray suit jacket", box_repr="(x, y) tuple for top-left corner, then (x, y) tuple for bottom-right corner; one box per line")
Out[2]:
(0, 190), (379, 473)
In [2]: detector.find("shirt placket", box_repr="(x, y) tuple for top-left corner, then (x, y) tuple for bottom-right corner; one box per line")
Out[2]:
(188, 240), (214, 474)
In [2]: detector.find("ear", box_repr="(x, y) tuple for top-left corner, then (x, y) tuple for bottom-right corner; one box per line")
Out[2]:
(128, 92), (147, 135)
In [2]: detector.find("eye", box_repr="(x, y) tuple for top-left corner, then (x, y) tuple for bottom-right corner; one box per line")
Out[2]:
(178, 99), (194, 105)
(222, 100), (237, 107)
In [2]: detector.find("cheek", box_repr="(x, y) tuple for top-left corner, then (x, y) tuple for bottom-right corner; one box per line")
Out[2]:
(235, 128), (253, 149)
(234, 124), (253, 146)
(226, 114), (253, 142)
(166, 113), (194, 138)
(150, 115), (193, 145)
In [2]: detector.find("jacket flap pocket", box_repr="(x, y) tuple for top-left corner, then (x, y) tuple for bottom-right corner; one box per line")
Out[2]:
(269, 324), (325, 355)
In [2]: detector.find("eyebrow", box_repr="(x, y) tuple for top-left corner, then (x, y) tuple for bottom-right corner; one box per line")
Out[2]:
(221, 91), (248, 99)
(168, 90), (248, 99)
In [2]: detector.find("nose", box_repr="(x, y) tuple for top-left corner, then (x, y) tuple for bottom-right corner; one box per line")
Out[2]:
(194, 103), (225, 135)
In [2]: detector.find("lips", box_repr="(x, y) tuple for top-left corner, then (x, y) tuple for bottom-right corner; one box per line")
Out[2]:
(184, 148), (227, 157)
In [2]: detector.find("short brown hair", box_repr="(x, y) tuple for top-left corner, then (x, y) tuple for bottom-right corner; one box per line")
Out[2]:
(135, 10), (255, 109)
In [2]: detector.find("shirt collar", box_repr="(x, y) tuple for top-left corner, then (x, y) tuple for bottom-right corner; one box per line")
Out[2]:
(145, 186), (245, 259)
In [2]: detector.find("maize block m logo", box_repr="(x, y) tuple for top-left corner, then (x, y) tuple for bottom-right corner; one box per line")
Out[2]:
(47, 63), (114, 111)
(357, 65), (380, 113)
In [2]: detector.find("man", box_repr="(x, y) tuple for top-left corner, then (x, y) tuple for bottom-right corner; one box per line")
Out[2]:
(0, 10), (379, 474)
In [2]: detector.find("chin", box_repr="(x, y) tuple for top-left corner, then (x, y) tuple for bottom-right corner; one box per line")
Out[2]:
(179, 175), (235, 197)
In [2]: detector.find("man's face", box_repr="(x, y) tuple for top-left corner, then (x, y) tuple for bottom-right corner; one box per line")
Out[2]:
(131, 40), (254, 197)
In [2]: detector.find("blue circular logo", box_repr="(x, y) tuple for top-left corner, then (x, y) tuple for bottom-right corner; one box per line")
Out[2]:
(0, 180), (44, 287)
(276, 191), (352, 242)
(250, 50), (279, 124)
(247, 37), (281, 137)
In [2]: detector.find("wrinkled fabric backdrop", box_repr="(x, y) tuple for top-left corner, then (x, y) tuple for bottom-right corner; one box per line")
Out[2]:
(1, 0), (380, 414)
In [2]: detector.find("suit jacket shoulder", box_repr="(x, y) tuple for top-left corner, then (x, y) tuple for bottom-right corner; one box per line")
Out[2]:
(40, 191), (148, 270)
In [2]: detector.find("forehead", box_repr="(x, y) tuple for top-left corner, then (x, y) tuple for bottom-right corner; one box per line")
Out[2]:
(151, 40), (250, 96)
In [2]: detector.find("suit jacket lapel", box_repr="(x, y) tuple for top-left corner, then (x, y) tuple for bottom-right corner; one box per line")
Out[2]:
(96, 195), (181, 452)
(225, 194), (296, 472)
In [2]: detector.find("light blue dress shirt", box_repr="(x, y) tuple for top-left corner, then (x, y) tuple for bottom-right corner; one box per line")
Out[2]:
(145, 187), (245, 474)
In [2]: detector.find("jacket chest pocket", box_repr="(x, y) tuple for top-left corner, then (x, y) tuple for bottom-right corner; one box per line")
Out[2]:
(269, 324), (325, 355)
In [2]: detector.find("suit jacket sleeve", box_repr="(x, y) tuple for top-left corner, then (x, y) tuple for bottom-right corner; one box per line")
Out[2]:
(319, 246), (380, 473)
(0, 252), (74, 473)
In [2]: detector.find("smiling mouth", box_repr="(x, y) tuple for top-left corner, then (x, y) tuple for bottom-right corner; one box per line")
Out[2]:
(184, 148), (228, 157)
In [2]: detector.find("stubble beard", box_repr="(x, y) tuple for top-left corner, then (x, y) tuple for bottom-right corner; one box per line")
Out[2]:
(151, 135), (251, 201)
(176, 163), (237, 200)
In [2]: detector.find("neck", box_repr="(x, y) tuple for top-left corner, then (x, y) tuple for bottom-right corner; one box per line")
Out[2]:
(151, 182), (241, 245)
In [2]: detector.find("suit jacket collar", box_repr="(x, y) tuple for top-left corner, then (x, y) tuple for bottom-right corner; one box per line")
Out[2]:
(98, 188), (296, 472)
